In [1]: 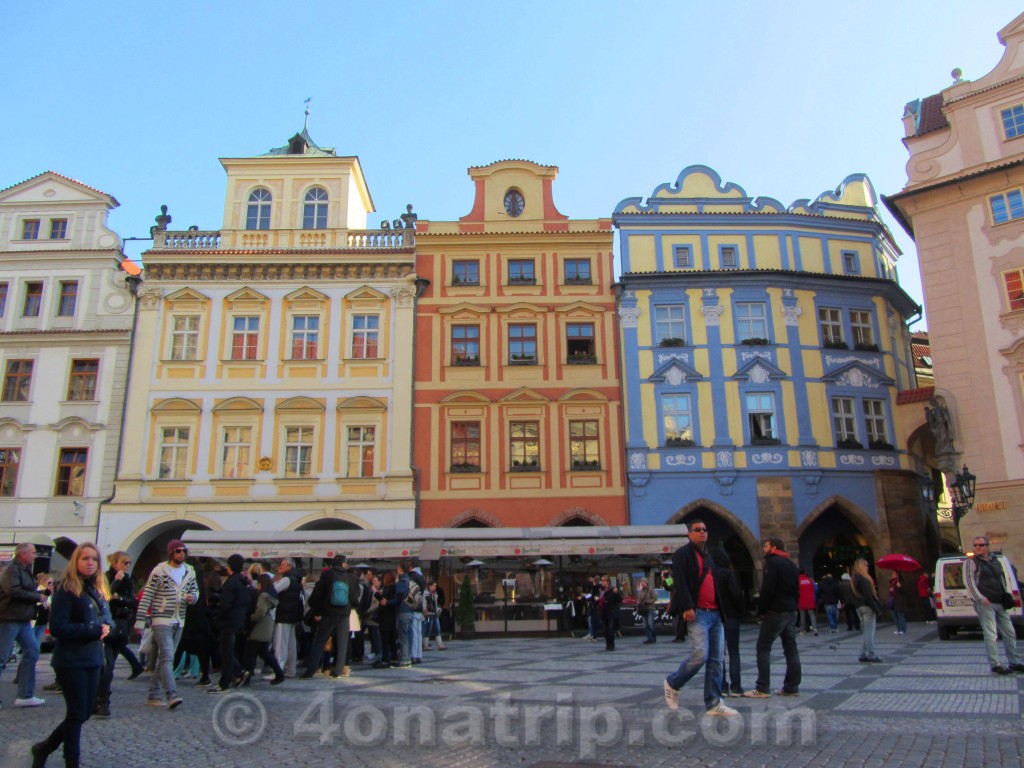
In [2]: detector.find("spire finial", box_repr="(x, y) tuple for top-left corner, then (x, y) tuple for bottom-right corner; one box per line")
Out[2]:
(303, 97), (312, 131)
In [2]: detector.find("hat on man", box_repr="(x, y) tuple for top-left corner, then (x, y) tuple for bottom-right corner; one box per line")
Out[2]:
(167, 539), (186, 555)
(228, 554), (245, 573)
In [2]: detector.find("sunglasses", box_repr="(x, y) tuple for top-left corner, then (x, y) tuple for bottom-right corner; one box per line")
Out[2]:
(690, 527), (707, 533)
(173, 548), (188, 554)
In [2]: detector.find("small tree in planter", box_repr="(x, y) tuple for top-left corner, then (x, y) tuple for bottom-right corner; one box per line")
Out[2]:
(456, 576), (476, 638)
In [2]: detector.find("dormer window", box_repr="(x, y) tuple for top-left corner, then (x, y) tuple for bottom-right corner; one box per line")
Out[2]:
(246, 188), (272, 230)
(289, 136), (307, 154)
(303, 187), (328, 230)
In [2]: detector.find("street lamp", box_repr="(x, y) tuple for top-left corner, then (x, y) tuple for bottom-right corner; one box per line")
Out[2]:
(919, 474), (937, 515)
(947, 464), (977, 544)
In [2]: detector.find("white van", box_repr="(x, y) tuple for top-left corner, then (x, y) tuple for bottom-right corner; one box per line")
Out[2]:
(934, 554), (1024, 640)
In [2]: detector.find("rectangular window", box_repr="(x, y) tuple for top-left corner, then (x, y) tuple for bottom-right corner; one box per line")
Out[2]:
(346, 426), (376, 478)
(50, 219), (68, 239)
(451, 325), (480, 365)
(564, 259), (592, 285)
(509, 421), (540, 470)
(720, 246), (738, 268)
(990, 189), (1024, 224)
(655, 305), (687, 345)
(57, 281), (78, 317)
(452, 261), (480, 286)
(566, 322), (595, 363)
(55, 448), (87, 496)
(158, 427), (190, 479)
(508, 323), (537, 364)
(351, 315), (379, 359)
(569, 420), (600, 469)
(230, 316), (260, 360)
(450, 422), (481, 471)
(0, 448), (19, 496)
(508, 259), (535, 284)
(222, 426), (251, 479)
(746, 392), (776, 443)
(23, 282), (43, 317)
(673, 246), (693, 269)
(736, 302), (767, 341)
(290, 315), (320, 360)
(850, 310), (875, 348)
(21, 220), (40, 240)
(1002, 104), (1024, 139)
(171, 315), (200, 360)
(842, 250), (861, 274)
(662, 394), (693, 444)
(864, 399), (888, 445)
(831, 396), (857, 444)
(0, 283), (7, 316)
(2, 360), (33, 401)
(284, 426), (314, 477)
(818, 307), (844, 346)
(67, 359), (99, 401)
(1004, 269), (1024, 312)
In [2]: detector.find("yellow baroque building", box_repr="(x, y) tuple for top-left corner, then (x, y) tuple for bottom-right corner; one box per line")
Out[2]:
(99, 128), (420, 567)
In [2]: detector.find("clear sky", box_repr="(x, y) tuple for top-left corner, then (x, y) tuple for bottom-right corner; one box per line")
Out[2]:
(4, 1), (1020, 329)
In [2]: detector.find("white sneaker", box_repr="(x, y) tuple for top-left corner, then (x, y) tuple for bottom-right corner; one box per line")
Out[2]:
(706, 702), (739, 717)
(14, 697), (45, 708)
(663, 679), (679, 711)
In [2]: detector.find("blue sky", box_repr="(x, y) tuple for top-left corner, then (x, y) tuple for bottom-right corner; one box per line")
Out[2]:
(5, 2), (1020, 328)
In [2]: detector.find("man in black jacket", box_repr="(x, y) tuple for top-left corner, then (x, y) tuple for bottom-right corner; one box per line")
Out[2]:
(272, 558), (304, 678)
(300, 554), (360, 679)
(0, 542), (47, 708)
(744, 537), (801, 698)
(662, 520), (737, 717)
(209, 554), (249, 694)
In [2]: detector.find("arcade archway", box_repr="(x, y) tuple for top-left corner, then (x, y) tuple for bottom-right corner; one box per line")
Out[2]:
(799, 503), (875, 579)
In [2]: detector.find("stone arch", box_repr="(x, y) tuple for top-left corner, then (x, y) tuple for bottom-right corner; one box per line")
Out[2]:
(797, 495), (878, 545)
(797, 495), (881, 577)
(443, 510), (503, 528)
(549, 507), (607, 527)
(290, 513), (368, 531)
(121, 515), (217, 582)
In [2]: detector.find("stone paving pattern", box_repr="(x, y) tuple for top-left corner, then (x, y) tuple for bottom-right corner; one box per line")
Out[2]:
(1, 622), (1022, 767)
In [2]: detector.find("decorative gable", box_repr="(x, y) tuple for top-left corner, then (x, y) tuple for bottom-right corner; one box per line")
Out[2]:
(225, 287), (269, 309)
(821, 361), (894, 389)
(649, 358), (704, 385)
(732, 357), (788, 383)
(498, 387), (550, 404)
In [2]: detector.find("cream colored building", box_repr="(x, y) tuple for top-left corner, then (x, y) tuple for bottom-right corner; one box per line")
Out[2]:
(885, 12), (1024, 563)
(0, 172), (133, 563)
(99, 129), (420, 567)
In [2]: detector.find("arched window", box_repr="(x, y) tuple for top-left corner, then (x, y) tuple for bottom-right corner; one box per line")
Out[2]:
(303, 187), (328, 229)
(246, 188), (272, 230)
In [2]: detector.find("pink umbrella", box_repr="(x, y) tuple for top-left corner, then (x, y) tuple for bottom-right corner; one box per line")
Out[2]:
(875, 554), (922, 572)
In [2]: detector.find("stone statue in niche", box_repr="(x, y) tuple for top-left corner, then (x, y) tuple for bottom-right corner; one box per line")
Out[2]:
(925, 396), (955, 457)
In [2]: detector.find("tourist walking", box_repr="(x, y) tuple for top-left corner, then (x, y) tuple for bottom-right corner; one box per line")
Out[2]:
(0, 541), (47, 709)
(851, 559), (883, 663)
(744, 537), (801, 698)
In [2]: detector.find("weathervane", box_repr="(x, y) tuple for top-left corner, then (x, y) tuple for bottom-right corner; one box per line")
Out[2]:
(303, 97), (312, 131)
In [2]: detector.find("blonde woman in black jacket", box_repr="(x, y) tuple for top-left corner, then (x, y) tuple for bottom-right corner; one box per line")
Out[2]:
(32, 542), (112, 768)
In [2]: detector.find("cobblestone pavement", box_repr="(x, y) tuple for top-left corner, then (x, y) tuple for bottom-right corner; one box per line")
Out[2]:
(1, 622), (1022, 768)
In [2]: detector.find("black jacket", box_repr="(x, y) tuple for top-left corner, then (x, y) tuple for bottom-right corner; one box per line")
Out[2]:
(275, 569), (306, 624)
(817, 576), (841, 607)
(106, 567), (138, 621)
(0, 560), (42, 622)
(309, 566), (360, 615)
(667, 543), (717, 616)
(219, 571), (251, 632)
(714, 566), (743, 620)
(50, 580), (112, 669)
(757, 551), (799, 614)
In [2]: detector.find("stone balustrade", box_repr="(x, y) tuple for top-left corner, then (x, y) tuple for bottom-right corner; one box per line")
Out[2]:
(152, 228), (411, 250)
(154, 230), (222, 249)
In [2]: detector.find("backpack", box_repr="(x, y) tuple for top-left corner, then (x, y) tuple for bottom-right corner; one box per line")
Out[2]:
(329, 577), (350, 607)
(404, 581), (424, 612)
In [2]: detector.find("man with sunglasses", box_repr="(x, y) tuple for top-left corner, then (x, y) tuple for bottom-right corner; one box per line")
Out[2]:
(136, 540), (198, 709)
(662, 520), (737, 717)
(964, 536), (1024, 675)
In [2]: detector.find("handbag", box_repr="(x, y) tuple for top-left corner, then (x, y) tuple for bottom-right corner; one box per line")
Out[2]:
(1001, 592), (1016, 610)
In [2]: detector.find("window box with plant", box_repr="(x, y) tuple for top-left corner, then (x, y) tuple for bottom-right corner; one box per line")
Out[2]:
(450, 462), (481, 473)
(508, 276), (536, 285)
(868, 439), (894, 451)
(854, 343), (880, 353)
(665, 436), (696, 448)
(510, 459), (541, 472)
(750, 437), (781, 446)
(566, 353), (597, 365)
(452, 355), (480, 366)
(509, 354), (537, 365)
(564, 276), (592, 286)
(658, 338), (686, 348)
(823, 338), (849, 350)
(571, 459), (601, 471)
(836, 437), (864, 450)
(740, 337), (771, 346)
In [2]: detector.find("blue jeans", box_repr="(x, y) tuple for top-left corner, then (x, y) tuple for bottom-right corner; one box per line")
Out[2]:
(753, 611), (801, 693)
(665, 608), (724, 710)
(893, 609), (907, 633)
(0, 619), (40, 699)
(149, 623), (182, 700)
(397, 612), (415, 665)
(43, 665), (101, 761)
(424, 614), (442, 641)
(824, 604), (839, 631)
(643, 609), (657, 643)
(857, 606), (878, 659)
(975, 600), (1022, 668)
(411, 611), (423, 660)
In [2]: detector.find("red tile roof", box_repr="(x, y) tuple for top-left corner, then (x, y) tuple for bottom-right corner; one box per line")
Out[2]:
(915, 93), (948, 137)
(897, 386), (934, 405)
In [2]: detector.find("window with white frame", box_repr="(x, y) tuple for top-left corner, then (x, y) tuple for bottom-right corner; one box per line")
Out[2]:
(346, 426), (376, 477)
(720, 245), (738, 268)
(290, 315), (320, 359)
(158, 428), (189, 479)
(736, 302), (767, 341)
(850, 310), (874, 348)
(221, 426), (252, 479)
(673, 246), (693, 269)
(662, 394), (693, 444)
(1003, 269), (1024, 312)
(990, 189), (1024, 225)
(351, 314), (379, 358)
(170, 315), (200, 360)
(818, 307), (844, 346)
(1002, 104), (1024, 139)
(230, 316), (260, 360)
(842, 250), (861, 274)
(302, 187), (328, 229)
(655, 305), (686, 345)
(831, 397), (857, 444)
(864, 399), (888, 445)
(245, 188), (272, 230)
(284, 426), (314, 477)
(746, 392), (776, 443)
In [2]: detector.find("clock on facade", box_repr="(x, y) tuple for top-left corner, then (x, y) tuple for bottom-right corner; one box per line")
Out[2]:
(504, 190), (525, 217)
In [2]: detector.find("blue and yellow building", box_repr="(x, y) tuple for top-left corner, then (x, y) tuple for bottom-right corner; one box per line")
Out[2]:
(614, 166), (927, 592)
